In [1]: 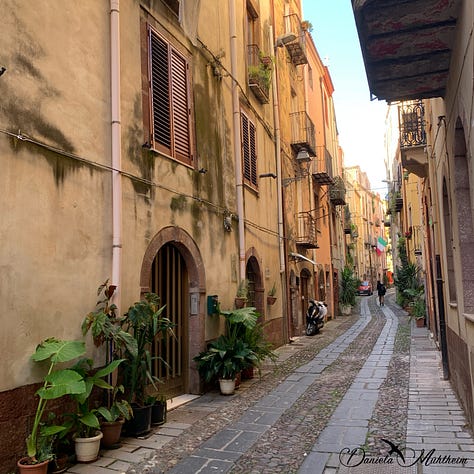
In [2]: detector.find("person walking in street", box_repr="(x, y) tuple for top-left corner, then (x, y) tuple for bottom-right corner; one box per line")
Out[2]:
(377, 280), (386, 306)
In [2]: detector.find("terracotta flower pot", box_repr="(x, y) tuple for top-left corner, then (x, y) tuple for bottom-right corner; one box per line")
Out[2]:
(267, 296), (277, 305)
(101, 419), (124, 449)
(242, 366), (255, 380)
(17, 458), (49, 474)
(234, 297), (246, 309)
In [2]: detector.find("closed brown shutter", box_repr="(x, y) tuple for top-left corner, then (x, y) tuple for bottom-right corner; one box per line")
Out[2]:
(149, 27), (193, 166)
(150, 32), (171, 154)
(241, 112), (257, 187)
(249, 120), (257, 186)
(171, 50), (192, 165)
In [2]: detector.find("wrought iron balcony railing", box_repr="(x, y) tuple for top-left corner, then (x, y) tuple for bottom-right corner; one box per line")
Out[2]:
(312, 146), (334, 185)
(296, 212), (318, 249)
(247, 44), (271, 104)
(290, 111), (316, 157)
(283, 12), (308, 66)
(399, 100), (426, 148)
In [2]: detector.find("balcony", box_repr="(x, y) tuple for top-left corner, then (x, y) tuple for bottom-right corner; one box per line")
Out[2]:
(283, 12), (308, 66)
(247, 44), (271, 104)
(290, 111), (316, 158)
(398, 100), (428, 177)
(329, 176), (346, 206)
(296, 212), (318, 249)
(352, 0), (461, 101)
(312, 146), (334, 185)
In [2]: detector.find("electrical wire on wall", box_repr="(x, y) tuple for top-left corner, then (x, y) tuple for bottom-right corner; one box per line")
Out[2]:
(0, 127), (304, 245)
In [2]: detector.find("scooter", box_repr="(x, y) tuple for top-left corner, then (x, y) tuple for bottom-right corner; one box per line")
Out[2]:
(305, 300), (326, 336)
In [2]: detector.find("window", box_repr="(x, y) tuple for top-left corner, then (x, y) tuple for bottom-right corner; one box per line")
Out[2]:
(148, 27), (194, 166)
(161, 0), (180, 17)
(241, 112), (257, 187)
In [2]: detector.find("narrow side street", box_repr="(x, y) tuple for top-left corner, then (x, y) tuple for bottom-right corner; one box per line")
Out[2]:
(64, 293), (474, 474)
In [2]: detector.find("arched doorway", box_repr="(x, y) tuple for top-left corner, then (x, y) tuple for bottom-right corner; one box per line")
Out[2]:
(300, 268), (311, 322)
(245, 249), (264, 316)
(318, 268), (325, 301)
(140, 226), (205, 395)
(151, 243), (188, 397)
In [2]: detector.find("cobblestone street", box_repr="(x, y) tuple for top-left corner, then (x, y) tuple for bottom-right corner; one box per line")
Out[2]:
(65, 291), (474, 473)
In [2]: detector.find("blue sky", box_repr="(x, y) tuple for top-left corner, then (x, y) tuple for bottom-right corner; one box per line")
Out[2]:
(302, 0), (388, 193)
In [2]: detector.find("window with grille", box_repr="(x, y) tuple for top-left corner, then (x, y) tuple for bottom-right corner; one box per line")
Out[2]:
(148, 27), (194, 166)
(241, 112), (257, 188)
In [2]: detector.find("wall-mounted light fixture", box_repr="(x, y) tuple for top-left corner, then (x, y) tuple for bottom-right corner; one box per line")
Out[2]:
(296, 148), (311, 163)
(259, 172), (277, 179)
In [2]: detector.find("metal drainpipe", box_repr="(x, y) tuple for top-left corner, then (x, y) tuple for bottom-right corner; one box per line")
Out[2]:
(269, 24), (289, 342)
(110, 0), (122, 315)
(228, 0), (246, 282)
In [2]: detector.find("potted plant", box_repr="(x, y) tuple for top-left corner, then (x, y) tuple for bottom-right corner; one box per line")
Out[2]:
(81, 280), (139, 446)
(267, 282), (277, 305)
(146, 393), (168, 426)
(18, 339), (87, 474)
(119, 293), (174, 436)
(98, 384), (133, 448)
(193, 335), (255, 395)
(339, 267), (357, 315)
(64, 357), (125, 462)
(404, 287), (426, 327)
(235, 279), (249, 308)
(194, 307), (259, 394)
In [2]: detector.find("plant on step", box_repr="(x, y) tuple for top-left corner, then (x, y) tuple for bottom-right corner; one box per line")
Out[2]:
(23, 339), (87, 465)
(119, 293), (175, 406)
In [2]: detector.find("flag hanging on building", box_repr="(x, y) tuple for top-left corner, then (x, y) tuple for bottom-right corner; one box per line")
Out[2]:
(376, 236), (387, 256)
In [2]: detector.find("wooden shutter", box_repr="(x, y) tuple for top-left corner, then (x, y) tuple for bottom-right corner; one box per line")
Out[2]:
(149, 27), (193, 165)
(171, 50), (192, 165)
(249, 120), (257, 186)
(150, 32), (171, 154)
(241, 112), (257, 187)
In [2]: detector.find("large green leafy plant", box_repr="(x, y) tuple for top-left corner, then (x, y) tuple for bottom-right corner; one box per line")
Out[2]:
(64, 358), (125, 438)
(25, 339), (87, 464)
(119, 293), (174, 405)
(193, 307), (276, 382)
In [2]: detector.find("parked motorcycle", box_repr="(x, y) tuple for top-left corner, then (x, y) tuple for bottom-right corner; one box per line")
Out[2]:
(305, 300), (327, 336)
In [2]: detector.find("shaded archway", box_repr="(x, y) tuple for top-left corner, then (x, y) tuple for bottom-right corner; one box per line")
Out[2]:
(140, 226), (206, 395)
(245, 247), (264, 317)
(300, 268), (312, 324)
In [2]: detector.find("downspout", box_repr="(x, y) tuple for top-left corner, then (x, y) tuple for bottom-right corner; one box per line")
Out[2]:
(228, 0), (246, 281)
(269, 23), (289, 342)
(269, 26), (285, 277)
(110, 0), (122, 315)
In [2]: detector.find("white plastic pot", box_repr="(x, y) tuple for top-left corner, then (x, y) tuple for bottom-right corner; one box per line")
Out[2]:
(74, 430), (103, 463)
(219, 378), (236, 395)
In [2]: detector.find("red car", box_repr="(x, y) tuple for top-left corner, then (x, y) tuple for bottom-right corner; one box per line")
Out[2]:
(357, 281), (373, 296)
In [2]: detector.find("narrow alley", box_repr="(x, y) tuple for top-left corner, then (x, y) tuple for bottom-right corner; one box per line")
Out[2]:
(63, 292), (474, 474)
